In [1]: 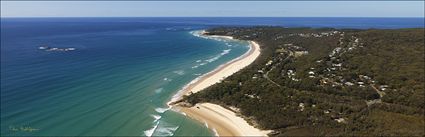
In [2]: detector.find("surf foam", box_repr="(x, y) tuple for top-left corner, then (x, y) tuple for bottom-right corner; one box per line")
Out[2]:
(173, 70), (185, 75)
(155, 107), (170, 113)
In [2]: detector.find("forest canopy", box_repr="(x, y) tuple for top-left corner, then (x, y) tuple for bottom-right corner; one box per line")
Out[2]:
(185, 27), (425, 136)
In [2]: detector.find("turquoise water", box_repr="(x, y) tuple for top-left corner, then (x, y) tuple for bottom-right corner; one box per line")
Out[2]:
(1, 19), (249, 136)
(1, 17), (424, 136)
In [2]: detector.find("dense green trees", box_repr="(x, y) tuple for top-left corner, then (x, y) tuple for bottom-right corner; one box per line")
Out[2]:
(186, 27), (424, 136)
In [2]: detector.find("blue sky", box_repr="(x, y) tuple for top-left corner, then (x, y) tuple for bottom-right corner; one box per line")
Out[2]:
(1, 1), (424, 17)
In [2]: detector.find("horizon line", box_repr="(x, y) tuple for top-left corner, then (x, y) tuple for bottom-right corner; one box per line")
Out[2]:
(2, 16), (424, 18)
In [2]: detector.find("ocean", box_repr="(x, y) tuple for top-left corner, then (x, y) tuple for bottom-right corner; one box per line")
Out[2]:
(1, 17), (424, 136)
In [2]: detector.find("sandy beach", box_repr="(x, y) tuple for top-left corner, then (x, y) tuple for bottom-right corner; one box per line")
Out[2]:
(179, 103), (271, 136)
(170, 31), (270, 136)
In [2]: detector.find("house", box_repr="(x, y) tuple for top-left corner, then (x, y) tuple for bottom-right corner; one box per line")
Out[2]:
(363, 75), (371, 80)
(288, 70), (294, 74)
(335, 118), (346, 123)
(266, 60), (273, 66)
(294, 51), (309, 57)
(380, 85), (389, 91)
(299, 103), (305, 111)
(333, 63), (342, 67)
(345, 82), (355, 86)
(324, 110), (330, 114)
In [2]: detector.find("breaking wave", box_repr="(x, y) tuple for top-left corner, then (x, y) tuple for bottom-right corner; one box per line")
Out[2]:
(212, 128), (219, 137)
(144, 118), (180, 137)
(204, 121), (209, 128)
(173, 70), (185, 75)
(155, 107), (170, 113)
(163, 77), (172, 81)
(190, 30), (232, 42)
(154, 123), (180, 136)
(151, 114), (162, 123)
(143, 121), (160, 137)
(154, 88), (163, 94)
(225, 43), (233, 47)
(205, 49), (231, 63)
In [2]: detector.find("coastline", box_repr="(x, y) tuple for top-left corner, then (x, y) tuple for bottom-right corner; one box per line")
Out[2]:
(169, 30), (269, 136)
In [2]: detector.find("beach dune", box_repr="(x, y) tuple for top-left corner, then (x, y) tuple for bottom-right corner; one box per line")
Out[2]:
(170, 31), (269, 136)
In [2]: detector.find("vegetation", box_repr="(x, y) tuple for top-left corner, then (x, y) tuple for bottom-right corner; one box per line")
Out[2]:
(184, 27), (424, 136)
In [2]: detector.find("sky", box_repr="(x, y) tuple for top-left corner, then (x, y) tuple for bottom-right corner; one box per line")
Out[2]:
(1, 1), (424, 17)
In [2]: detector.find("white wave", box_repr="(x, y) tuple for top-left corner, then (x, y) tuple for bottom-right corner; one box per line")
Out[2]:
(196, 60), (202, 62)
(192, 65), (199, 69)
(154, 88), (163, 94)
(168, 75), (204, 105)
(204, 121), (209, 128)
(173, 70), (185, 75)
(155, 107), (170, 113)
(151, 114), (162, 122)
(221, 49), (231, 55)
(143, 121), (160, 137)
(155, 126), (180, 136)
(154, 121), (180, 136)
(190, 30), (204, 38)
(165, 27), (177, 31)
(199, 62), (206, 66)
(225, 43), (233, 47)
(205, 56), (220, 63)
(189, 30), (232, 42)
(205, 49), (231, 63)
(212, 128), (219, 137)
(163, 78), (172, 81)
(193, 73), (202, 76)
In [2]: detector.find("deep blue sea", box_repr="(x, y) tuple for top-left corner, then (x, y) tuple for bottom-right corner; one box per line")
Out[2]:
(1, 17), (424, 136)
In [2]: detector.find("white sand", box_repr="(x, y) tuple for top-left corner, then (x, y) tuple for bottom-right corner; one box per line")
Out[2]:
(170, 31), (270, 136)
(180, 103), (271, 136)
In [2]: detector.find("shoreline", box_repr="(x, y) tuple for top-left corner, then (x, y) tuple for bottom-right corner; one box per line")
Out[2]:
(169, 30), (270, 136)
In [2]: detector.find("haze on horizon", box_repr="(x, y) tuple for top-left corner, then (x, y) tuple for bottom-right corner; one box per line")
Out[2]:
(1, 1), (424, 18)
